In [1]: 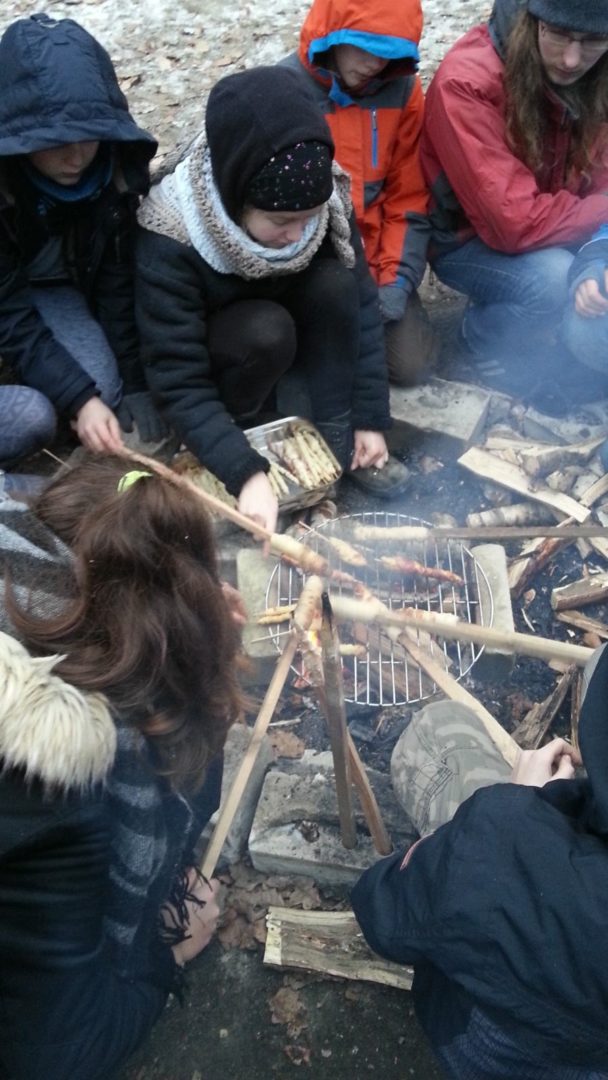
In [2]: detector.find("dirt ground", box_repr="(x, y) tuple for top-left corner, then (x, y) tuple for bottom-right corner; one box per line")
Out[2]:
(0, 1), (553, 1077)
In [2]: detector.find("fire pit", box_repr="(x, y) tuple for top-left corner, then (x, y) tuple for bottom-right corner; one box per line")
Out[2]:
(264, 511), (493, 706)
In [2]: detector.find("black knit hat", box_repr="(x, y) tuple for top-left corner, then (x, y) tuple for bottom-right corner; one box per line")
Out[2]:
(246, 140), (333, 212)
(528, 0), (608, 33)
(206, 66), (334, 223)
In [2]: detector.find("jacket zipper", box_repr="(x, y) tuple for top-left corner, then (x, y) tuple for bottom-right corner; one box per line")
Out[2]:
(371, 109), (378, 169)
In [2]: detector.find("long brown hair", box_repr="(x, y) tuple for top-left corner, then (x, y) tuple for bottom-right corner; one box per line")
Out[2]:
(8, 454), (245, 791)
(504, 11), (608, 179)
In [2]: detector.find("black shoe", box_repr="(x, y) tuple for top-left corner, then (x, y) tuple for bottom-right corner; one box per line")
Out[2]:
(345, 456), (412, 499)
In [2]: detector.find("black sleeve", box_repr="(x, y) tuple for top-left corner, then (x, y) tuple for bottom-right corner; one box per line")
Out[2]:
(348, 215), (392, 433)
(135, 227), (268, 495)
(0, 221), (97, 416)
(0, 784), (169, 1080)
(93, 193), (147, 394)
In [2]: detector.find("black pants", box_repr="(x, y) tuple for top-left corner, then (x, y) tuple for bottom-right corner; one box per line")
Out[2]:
(207, 258), (359, 424)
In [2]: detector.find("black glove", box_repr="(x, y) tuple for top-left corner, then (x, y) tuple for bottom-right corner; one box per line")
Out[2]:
(116, 391), (168, 442)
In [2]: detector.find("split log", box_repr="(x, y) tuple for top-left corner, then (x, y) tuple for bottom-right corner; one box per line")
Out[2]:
(555, 610), (608, 640)
(511, 668), (576, 749)
(551, 572), (608, 612)
(518, 435), (605, 479)
(457, 447), (591, 522)
(264, 907), (412, 991)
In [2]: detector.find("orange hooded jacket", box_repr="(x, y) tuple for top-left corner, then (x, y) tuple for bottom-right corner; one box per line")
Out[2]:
(282, 0), (430, 297)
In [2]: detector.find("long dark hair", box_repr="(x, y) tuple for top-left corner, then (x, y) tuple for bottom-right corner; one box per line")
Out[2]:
(504, 11), (608, 179)
(7, 454), (245, 791)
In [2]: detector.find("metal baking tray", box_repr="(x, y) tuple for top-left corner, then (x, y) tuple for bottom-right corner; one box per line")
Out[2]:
(172, 416), (342, 513)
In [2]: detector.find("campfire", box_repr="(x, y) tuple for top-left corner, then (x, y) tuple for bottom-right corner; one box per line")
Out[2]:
(262, 512), (491, 706)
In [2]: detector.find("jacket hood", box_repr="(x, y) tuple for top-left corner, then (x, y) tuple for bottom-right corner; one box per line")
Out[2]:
(578, 644), (608, 835)
(488, 0), (528, 55)
(299, 0), (422, 96)
(0, 631), (116, 791)
(205, 65), (334, 223)
(0, 14), (157, 165)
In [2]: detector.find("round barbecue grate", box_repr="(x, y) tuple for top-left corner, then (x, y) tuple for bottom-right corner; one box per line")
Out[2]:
(264, 511), (493, 707)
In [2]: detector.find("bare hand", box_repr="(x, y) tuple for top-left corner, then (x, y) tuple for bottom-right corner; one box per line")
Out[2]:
(510, 738), (582, 787)
(351, 430), (389, 471)
(221, 581), (248, 627)
(74, 397), (124, 453)
(168, 874), (222, 966)
(575, 273), (608, 318)
(238, 471), (278, 537)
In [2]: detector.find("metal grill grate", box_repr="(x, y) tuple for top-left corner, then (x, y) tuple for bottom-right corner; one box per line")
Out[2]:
(265, 511), (493, 707)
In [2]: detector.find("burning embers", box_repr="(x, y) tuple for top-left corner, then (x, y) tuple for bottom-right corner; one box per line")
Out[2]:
(261, 512), (491, 706)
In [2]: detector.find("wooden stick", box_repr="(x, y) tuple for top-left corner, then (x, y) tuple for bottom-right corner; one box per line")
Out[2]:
(119, 448), (331, 575)
(346, 733), (392, 856)
(318, 593), (357, 850)
(199, 632), (298, 879)
(329, 594), (593, 667)
(395, 632), (519, 766)
(353, 523), (608, 542)
(264, 907), (413, 991)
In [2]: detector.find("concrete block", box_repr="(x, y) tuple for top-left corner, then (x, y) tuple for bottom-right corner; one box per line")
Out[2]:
(237, 547), (285, 688)
(471, 543), (515, 683)
(197, 722), (274, 868)
(248, 752), (416, 886)
(389, 377), (491, 454)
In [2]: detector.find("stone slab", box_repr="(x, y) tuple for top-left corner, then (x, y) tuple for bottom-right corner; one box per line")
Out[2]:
(470, 543), (515, 683)
(197, 722), (274, 869)
(248, 752), (416, 886)
(389, 377), (491, 453)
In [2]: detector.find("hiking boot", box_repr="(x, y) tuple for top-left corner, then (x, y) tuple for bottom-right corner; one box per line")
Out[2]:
(346, 455), (412, 500)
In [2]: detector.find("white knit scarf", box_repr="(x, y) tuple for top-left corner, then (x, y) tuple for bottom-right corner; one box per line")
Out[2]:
(137, 136), (355, 278)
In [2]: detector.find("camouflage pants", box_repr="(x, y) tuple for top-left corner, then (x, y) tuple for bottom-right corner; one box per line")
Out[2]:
(390, 701), (511, 837)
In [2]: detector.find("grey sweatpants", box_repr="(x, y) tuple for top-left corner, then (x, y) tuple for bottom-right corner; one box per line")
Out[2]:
(0, 285), (121, 465)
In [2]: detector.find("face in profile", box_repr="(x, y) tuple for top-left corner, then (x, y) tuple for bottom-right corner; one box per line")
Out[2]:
(27, 140), (100, 186)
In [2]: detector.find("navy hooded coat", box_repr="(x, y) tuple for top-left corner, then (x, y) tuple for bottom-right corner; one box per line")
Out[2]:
(352, 643), (608, 1069)
(0, 14), (157, 417)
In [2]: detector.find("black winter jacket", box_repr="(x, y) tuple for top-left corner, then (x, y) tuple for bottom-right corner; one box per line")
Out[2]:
(0, 15), (157, 416)
(352, 646), (608, 1069)
(136, 65), (390, 497)
(136, 223), (390, 496)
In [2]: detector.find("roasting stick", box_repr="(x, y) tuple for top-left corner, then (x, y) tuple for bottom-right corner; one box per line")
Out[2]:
(352, 523), (608, 542)
(199, 577), (322, 881)
(119, 449), (333, 574)
(330, 595), (593, 668)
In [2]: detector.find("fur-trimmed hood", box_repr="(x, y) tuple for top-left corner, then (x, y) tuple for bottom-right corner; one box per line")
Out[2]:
(0, 631), (116, 791)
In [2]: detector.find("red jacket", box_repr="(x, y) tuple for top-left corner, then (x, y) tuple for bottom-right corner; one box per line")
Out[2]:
(282, 0), (429, 294)
(421, 23), (608, 257)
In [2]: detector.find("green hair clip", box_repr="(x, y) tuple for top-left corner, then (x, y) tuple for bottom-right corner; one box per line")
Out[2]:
(117, 470), (153, 493)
